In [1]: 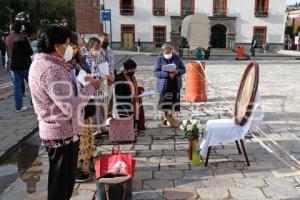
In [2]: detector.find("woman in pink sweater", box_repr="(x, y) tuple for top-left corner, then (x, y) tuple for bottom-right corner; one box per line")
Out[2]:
(29, 25), (101, 200)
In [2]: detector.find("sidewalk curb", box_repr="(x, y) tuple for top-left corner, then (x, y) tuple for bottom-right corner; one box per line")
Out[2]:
(0, 127), (39, 163)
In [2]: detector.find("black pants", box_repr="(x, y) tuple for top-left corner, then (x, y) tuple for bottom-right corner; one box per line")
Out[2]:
(1, 53), (5, 66)
(47, 141), (79, 200)
(251, 48), (255, 56)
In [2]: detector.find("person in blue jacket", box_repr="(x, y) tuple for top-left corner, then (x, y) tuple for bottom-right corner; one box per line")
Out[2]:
(153, 43), (186, 127)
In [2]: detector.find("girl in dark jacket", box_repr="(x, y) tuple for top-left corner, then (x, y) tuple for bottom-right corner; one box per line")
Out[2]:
(153, 43), (186, 128)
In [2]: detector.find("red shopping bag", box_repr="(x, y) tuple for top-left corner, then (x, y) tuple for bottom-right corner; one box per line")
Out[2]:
(95, 146), (136, 179)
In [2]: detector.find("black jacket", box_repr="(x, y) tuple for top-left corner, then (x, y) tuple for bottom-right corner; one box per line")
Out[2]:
(115, 72), (134, 116)
(0, 40), (5, 55)
(5, 32), (33, 71)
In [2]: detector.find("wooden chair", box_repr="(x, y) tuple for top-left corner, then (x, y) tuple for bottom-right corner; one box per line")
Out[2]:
(200, 61), (261, 167)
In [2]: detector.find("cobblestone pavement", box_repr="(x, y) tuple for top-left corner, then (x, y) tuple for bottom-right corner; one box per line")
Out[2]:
(1, 58), (300, 199)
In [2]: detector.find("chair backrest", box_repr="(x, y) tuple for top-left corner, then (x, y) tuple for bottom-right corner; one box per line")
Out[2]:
(234, 61), (259, 126)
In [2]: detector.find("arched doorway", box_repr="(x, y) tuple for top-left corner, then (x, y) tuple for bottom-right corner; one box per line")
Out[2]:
(211, 24), (227, 48)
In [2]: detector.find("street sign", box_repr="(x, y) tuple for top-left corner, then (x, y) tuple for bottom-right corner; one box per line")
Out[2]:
(101, 11), (111, 21)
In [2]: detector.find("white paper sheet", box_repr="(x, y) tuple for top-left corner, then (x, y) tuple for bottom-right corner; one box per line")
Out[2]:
(139, 90), (155, 97)
(162, 63), (176, 72)
(99, 62), (110, 76)
(76, 70), (90, 86)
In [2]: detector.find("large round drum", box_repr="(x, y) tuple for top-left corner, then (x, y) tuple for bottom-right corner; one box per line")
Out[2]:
(234, 61), (259, 126)
(184, 62), (207, 102)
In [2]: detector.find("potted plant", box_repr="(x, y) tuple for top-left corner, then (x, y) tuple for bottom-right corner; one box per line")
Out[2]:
(180, 119), (204, 164)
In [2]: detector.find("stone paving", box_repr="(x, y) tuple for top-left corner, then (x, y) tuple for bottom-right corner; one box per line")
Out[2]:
(0, 94), (37, 161)
(1, 58), (300, 199)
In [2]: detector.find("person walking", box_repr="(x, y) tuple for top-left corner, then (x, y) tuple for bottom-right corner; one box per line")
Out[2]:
(250, 37), (257, 56)
(137, 38), (141, 53)
(153, 43), (186, 128)
(29, 25), (101, 200)
(6, 22), (33, 111)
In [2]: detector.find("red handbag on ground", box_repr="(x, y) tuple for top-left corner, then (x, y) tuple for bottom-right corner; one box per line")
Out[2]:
(95, 146), (136, 179)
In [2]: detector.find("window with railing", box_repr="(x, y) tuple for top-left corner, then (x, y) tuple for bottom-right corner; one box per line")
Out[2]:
(153, 0), (165, 16)
(181, 0), (195, 16)
(213, 0), (227, 16)
(120, 0), (134, 16)
(255, 0), (269, 17)
(153, 26), (166, 48)
(253, 26), (267, 47)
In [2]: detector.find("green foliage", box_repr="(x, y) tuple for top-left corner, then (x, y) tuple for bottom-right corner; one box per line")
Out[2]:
(297, 26), (300, 35)
(180, 119), (204, 140)
(0, 0), (75, 34)
(285, 26), (294, 35)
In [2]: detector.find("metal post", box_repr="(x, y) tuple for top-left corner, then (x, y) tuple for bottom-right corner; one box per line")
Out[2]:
(109, 9), (112, 44)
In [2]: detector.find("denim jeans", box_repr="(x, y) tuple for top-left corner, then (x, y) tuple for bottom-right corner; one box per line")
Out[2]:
(10, 70), (29, 109)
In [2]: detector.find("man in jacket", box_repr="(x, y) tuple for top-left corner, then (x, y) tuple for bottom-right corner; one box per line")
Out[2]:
(6, 22), (33, 111)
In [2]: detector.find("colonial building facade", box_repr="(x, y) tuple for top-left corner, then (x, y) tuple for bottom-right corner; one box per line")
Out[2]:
(98, 0), (286, 51)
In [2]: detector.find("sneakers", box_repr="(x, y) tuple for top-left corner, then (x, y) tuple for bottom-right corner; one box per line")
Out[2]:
(15, 106), (28, 112)
(75, 171), (92, 183)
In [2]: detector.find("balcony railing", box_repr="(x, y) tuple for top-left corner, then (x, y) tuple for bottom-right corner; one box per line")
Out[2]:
(153, 7), (164, 16)
(181, 8), (194, 16)
(213, 9), (227, 16)
(255, 10), (268, 17)
(120, 6), (134, 15)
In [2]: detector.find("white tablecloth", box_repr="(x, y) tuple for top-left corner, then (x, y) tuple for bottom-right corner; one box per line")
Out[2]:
(200, 94), (263, 157)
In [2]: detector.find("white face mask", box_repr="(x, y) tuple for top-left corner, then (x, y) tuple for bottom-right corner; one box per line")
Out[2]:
(93, 51), (101, 57)
(63, 45), (73, 62)
(163, 53), (173, 60)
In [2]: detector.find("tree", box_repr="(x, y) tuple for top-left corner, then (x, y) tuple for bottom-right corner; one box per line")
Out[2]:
(297, 26), (300, 35)
(285, 26), (294, 36)
(0, 0), (75, 34)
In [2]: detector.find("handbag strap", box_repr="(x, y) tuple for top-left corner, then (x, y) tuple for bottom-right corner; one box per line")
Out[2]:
(122, 182), (127, 200)
(104, 181), (127, 200)
(105, 185), (110, 200)
(114, 104), (131, 118)
(111, 145), (120, 155)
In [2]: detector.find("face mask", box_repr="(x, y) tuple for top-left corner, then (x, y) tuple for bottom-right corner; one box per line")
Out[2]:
(73, 48), (79, 56)
(63, 45), (73, 62)
(101, 42), (109, 49)
(163, 53), (173, 60)
(93, 51), (101, 57)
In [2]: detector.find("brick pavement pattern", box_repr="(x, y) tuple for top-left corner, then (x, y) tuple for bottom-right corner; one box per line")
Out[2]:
(1, 59), (300, 199)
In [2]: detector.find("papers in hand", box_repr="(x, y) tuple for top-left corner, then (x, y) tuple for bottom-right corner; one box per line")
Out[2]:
(99, 62), (110, 76)
(76, 70), (90, 86)
(139, 90), (155, 98)
(162, 63), (176, 72)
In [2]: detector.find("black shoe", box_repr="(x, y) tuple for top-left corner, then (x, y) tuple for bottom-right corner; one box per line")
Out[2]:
(162, 120), (167, 126)
(75, 171), (92, 183)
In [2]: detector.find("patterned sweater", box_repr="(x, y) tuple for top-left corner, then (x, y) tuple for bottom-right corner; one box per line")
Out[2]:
(28, 53), (95, 143)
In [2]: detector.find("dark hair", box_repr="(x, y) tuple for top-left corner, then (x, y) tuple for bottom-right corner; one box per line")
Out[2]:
(86, 37), (100, 51)
(70, 32), (79, 46)
(100, 32), (109, 38)
(123, 58), (137, 70)
(37, 25), (71, 53)
(13, 21), (22, 33)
